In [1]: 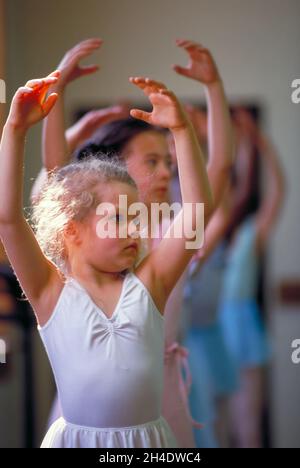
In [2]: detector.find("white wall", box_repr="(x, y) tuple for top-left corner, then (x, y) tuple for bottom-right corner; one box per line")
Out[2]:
(3, 0), (300, 447)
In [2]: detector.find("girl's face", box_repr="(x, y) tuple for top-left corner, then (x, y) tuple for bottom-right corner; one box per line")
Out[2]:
(122, 131), (173, 207)
(66, 181), (142, 274)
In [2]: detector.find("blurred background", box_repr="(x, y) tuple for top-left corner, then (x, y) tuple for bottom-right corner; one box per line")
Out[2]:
(0, 0), (299, 448)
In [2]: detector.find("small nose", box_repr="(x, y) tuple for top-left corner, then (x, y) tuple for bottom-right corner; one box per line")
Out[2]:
(158, 161), (172, 181)
(128, 219), (140, 239)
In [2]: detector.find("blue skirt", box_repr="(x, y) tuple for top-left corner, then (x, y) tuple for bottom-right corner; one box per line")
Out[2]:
(184, 330), (216, 447)
(184, 325), (238, 447)
(219, 299), (271, 368)
(185, 325), (238, 398)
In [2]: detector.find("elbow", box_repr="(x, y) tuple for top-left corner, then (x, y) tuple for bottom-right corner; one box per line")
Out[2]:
(0, 216), (14, 229)
(0, 220), (13, 240)
(0, 216), (23, 233)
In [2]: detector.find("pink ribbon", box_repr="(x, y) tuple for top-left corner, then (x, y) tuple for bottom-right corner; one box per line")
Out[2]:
(164, 342), (203, 429)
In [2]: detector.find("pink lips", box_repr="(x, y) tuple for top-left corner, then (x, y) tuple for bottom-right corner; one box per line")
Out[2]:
(155, 187), (168, 192)
(125, 242), (138, 252)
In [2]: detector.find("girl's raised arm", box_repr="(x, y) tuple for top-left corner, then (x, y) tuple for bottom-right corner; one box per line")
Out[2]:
(0, 75), (64, 325)
(31, 104), (128, 203)
(174, 40), (234, 209)
(233, 109), (285, 250)
(65, 104), (130, 155)
(254, 131), (285, 250)
(130, 77), (213, 308)
(42, 38), (102, 172)
(32, 40), (128, 203)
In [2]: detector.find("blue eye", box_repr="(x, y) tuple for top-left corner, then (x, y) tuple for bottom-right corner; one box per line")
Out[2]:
(147, 159), (157, 167)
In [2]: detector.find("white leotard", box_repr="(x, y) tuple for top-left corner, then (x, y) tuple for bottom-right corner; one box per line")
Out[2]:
(38, 272), (176, 448)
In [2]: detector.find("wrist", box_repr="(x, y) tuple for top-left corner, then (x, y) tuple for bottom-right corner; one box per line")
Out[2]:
(65, 130), (80, 153)
(204, 78), (224, 92)
(170, 120), (193, 136)
(4, 120), (28, 138)
(51, 82), (66, 94)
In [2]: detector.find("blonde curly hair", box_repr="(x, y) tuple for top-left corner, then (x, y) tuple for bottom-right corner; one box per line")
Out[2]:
(31, 155), (137, 273)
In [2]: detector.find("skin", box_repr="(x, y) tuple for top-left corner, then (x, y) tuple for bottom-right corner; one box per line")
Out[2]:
(65, 181), (142, 318)
(173, 39), (234, 210)
(122, 130), (173, 206)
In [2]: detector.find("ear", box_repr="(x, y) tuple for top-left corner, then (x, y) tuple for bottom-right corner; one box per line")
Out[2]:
(64, 220), (82, 246)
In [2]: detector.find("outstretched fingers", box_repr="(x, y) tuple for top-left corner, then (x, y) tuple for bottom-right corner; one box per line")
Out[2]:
(77, 64), (100, 76)
(176, 38), (204, 51)
(72, 39), (103, 59)
(70, 39), (103, 58)
(47, 70), (61, 79)
(129, 108), (152, 123)
(59, 39), (103, 82)
(22, 74), (59, 106)
(42, 93), (58, 116)
(74, 38), (103, 49)
(129, 76), (167, 94)
(25, 76), (58, 90)
(15, 86), (34, 101)
(172, 64), (191, 77)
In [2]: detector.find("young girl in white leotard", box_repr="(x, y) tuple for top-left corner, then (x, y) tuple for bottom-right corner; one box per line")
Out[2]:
(0, 72), (213, 447)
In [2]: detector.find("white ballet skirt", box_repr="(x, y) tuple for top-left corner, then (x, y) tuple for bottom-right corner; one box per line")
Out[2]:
(41, 416), (174, 448)
(38, 272), (177, 448)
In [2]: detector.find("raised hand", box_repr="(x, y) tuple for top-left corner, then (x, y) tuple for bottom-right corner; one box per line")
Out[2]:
(129, 77), (188, 131)
(8, 72), (59, 131)
(54, 38), (102, 89)
(173, 39), (220, 85)
(66, 105), (130, 153)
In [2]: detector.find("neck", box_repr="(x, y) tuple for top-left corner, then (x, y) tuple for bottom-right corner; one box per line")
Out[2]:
(69, 257), (122, 288)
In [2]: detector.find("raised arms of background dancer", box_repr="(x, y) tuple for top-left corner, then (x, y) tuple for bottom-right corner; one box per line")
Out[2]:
(234, 109), (285, 251)
(191, 108), (285, 274)
(174, 39), (234, 210)
(129, 77), (213, 303)
(31, 39), (128, 202)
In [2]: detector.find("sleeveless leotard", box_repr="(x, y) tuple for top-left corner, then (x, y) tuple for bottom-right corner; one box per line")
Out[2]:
(38, 272), (177, 448)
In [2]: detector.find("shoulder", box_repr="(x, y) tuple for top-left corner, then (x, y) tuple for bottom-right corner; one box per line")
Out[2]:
(133, 261), (166, 316)
(34, 270), (66, 328)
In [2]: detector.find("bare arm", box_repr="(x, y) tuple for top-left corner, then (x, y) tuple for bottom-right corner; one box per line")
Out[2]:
(34, 40), (128, 203)
(130, 78), (213, 309)
(189, 197), (230, 277)
(231, 109), (285, 249)
(224, 129), (257, 237)
(205, 80), (233, 208)
(42, 38), (102, 172)
(174, 40), (234, 209)
(31, 104), (129, 203)
(42, 82), (69, 171)
(254, 132), (285, 250)
(65, 105), (130, 154)
(0, 76), (64, 325)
